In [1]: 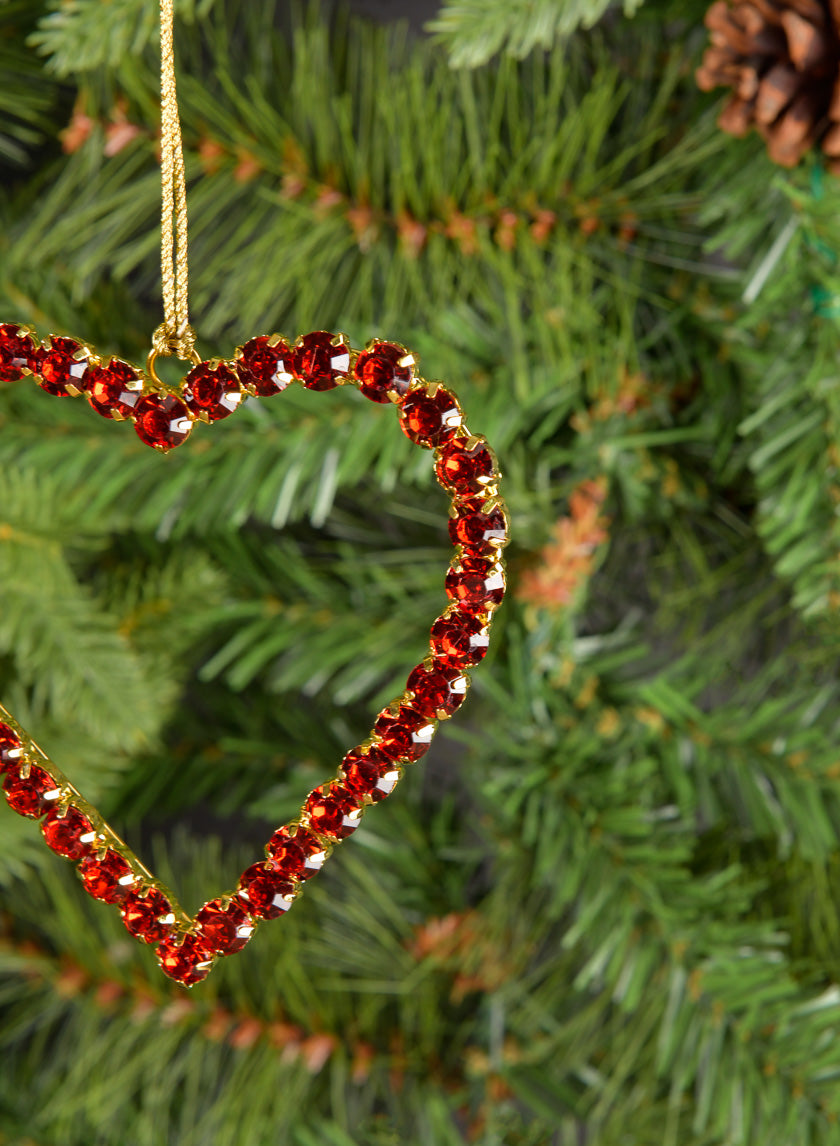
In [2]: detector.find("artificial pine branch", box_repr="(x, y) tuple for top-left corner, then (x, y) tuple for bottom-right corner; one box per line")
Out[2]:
(426, 0), (647, 68)
(2, 7), (723, 388)
(0, 0), (64, 167)
(29, 0), (218, 77)
(0, 466), (171, 750)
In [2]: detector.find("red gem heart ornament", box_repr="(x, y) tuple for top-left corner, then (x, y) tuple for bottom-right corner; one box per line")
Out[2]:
(0, 322), (509, 986)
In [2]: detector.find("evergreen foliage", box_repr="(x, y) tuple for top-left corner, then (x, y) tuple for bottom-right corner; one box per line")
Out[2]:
(3, 1), (840, 1143)
(29, 0), (217, 77)
(0, 0), (64, 165)
(426, 0), (646, 67)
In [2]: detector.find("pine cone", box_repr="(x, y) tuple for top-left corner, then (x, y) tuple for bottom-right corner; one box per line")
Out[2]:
(697, 0), (840, 170)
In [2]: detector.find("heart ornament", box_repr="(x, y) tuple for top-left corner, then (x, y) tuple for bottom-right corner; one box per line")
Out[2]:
(0, 322), (508, 986)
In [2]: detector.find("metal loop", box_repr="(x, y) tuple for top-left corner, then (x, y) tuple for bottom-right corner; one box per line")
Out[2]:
(149, 322), (199, 379)
(147, 338), (201, 388)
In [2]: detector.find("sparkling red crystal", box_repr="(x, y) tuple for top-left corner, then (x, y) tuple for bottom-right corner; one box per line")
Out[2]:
(435, 438), (497, 495)
(446, 558), (506, 613)
(38, 336), (88, 397)
(0, 722), (23, 774)
(293, 331), (350, 391)
(399, 387), (462, 448)
(41, 805), (95, 860)
(266, 826), (326, 881)
(406, 663), (469, 719)
(183, 361), (243, 421)
(121, 886), (175, 944)
(0, 324), (37, 382)
(79, 849), (134, 904)
(373, 706), (436, 762)
(157, 932), (214, 986)
(238, 863), (296, 919)
(196, 897), (254, 954)
(133, 393), (192, 450)
(3, 765), (57, 817)
(304, 783), (363, 840)
(86, 359), (143, 420)
(448, 502), (508, 554)
(354, 342), (414, 403)
(339, 745), (400, 803)
(430, 612), (490, 668)
(237, 336), (295, 397)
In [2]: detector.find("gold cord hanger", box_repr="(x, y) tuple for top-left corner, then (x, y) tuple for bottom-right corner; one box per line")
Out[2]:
(149, 0), (198, 375)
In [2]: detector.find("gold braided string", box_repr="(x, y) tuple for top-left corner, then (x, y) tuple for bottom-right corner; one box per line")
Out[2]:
(154, 0), (195, 361)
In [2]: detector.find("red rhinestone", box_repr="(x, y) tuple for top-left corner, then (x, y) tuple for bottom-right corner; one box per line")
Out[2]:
(237, 336), (295, 397)
(305, 783), (363, 840)
(134, 394), (192, 450)
(430, 612), (490, 669)
(354, 342), (414, 403)
(339, 746), (400, 803)
(196, 897), (254, 954)
(3, 765), (56, 818)
(448, 502), (508, 554)
(0, 324), (37, 382)
(183, 361), (243, 421)
(238, 863), (296, 919)
(41, 805), (95, 860)
(121, 887), (175, 944)
(435, 438), (497, 495)
(399, 387), (462, 448)
(157, 932), (214, 986)
(79, 849), (134, 904)
(266, 827), (326, 881)
(0, 723), (23, 774)
(293, 331), (350, 391)
(406, 664), (468, 719)
(373, 706), (436, 762)
(38, 336), (88, 397)
(446, 558), (506, 613)
(86, 359), (143, 419)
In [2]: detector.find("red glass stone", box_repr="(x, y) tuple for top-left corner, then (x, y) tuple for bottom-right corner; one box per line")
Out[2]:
(121, 887), (175, 944)
(292, 331), (350, 391)
(399, 387), (462, 448)
(339, 745), (400, 803)
(133, 393), (192, 450)
(237, 336), (295, 397)
(38, 336), (88, 397)
(3, 765), (57, 818)
(0, 324), (37, 382)
(354, 342), (414, 403)
(406, 663), (469, 719)
(0, 722), (23, 774)
(237, 863), (296, 919)
(266, 826), (326, 881)
(304, 783), (363, 840)
(86, 359), (143, 419)
(435, 438), (497, 495)
(445, 558), (506, 613)
(196, 897), (254, 955)
(373, 706), (436, 762)
(157, 932), (214, 986)
(448, 502), (508, 554)
(183, 361), (243, 421)
(79, 849), (134, 904)
(430, 612), (490, 669)
(41, 805), (95, 860)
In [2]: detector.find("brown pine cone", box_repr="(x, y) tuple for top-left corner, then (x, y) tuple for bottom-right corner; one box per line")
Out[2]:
(697, 0), (840, 171)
